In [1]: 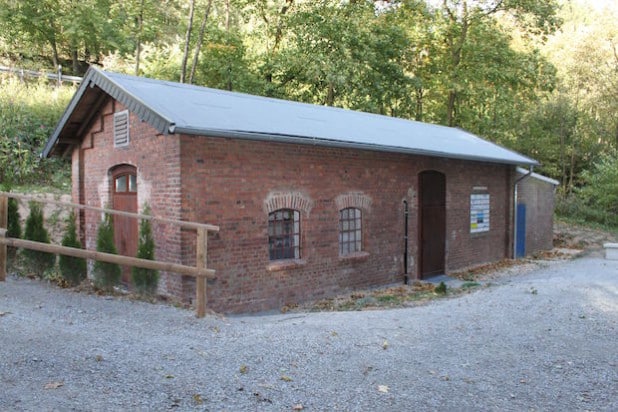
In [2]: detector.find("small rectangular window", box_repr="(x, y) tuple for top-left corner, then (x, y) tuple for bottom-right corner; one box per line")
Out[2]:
(268, 209), (300, 260)
(470, 193), (490, 233)
(113, 110), (129, 147)
(115, 175), (127, 192)
(128, 174), (137, 192)
(340, 207), (362, 255)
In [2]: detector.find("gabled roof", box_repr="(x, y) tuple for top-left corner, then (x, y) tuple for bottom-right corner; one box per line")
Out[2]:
(43, 67), (538, 166)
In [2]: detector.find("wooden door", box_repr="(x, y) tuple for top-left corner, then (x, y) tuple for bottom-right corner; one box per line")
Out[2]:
(111, 165), (138, 285)
(419, 170), (446, 278)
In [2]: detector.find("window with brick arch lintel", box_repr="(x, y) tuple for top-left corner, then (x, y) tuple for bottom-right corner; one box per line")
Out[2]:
(268, 209), (300, 260)
(339, 207), (362, 255)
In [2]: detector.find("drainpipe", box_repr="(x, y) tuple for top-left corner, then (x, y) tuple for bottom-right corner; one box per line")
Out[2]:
(403, 200), (409, 284)
(513, 166), (534, 258)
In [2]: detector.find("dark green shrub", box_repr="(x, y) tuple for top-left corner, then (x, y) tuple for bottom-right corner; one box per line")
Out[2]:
(131, 206), (159, 296)
(59, 212), (87, 286)
(23, 201), (55, 277)
(7, 197), (21, 238)
(7, 197), (21, 262)
(93, 213), (121, 292)
(434, 281), (447, 295)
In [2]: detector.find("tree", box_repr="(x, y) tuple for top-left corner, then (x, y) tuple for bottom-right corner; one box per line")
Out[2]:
(432, 0), (561, 127)
(268, 1), (413, 112)
(131, 206), (159, 296)
(180, 0), (197, 83)
(59, 212), (87, 286)
(93, 213), (121, 292)
(575, 152), (618, 226)
(23, 202), (55, 277)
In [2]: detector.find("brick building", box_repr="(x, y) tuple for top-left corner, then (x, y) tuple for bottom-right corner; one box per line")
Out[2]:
(44, 68), (543, 313)
(515, 168), (559, 258)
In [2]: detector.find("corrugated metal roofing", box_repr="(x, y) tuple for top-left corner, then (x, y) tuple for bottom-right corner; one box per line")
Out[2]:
(44, 67), (537, 166)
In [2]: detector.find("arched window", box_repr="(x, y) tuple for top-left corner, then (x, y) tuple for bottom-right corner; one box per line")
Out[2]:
(268, 209), (300, 260)
(339, 207), (362, 255)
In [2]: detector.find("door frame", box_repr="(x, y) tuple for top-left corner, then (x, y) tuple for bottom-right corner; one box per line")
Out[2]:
(418, 170), (446, 279)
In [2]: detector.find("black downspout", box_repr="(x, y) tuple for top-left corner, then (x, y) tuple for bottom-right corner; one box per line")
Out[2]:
(403, 200), (409, 285)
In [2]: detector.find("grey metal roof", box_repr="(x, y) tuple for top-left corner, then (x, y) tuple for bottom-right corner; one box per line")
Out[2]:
(44, 67), (538, 166)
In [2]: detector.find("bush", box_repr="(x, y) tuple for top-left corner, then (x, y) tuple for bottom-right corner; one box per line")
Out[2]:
(58, 212), (87, 286)
(23, 201), (55, 277)
(7, 197), (21, 262)
(7, 197), (21, 238)
(557, 153), (618, 227)
(93, 213), (121, 292)
(131, 206), (159, 296)
(0, 77), (74, 188)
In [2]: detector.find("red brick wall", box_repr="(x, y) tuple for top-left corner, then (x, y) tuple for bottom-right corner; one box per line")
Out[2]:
(73, 100), (516, 313)
(72, 101), (185, 297)
(178, 135), (515, 313)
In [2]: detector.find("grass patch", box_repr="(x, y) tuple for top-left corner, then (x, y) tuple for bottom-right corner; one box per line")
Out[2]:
(302, 282), (458, 312)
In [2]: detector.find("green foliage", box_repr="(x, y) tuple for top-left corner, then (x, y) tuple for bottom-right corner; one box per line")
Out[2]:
(23, 201), (55, 277)
(93, 213), (121, 291)
(131, 205), (159, 296)
(3, 0), (618, 217)
(434, 281), (447, 295)
(7, 197), (21, 239)
(0, 77), (73, 188)
(7, 196), (21, 263)
(560, 153), (618, 227)
(59, 212), (87, 286)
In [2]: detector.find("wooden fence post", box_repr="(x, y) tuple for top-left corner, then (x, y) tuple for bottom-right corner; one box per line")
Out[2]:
(195, 227), (208, 318)
(0, 195), (8, 281)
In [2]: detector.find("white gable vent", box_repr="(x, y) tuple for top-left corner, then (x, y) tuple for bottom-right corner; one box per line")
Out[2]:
(113, 110), (130, 147)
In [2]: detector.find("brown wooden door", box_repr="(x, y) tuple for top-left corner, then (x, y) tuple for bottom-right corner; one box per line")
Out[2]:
(419, 170), (446, 278)
(111, 165), (138, 285)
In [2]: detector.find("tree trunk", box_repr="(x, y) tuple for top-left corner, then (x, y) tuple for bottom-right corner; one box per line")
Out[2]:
(264, 0), (294, 84)
(50, 36), (60, 70)
(72, 47), (79, 75)
(225, 0), (232, 91)
(189, 0), (213, 85)
(443, 0), (468, 127)
(135, 0), (145, 76)
(180, 0), (196, 83)
(415, 88), (424, 121)
(325, 82), (335, 106)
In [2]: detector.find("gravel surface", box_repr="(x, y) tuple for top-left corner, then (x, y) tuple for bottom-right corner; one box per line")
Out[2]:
(1, 252), (617, 411)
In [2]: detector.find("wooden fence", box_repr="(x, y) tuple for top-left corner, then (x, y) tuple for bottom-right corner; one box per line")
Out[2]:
(0, 192), (219, 318)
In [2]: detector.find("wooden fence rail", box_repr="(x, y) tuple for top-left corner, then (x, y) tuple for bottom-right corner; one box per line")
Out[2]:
(0, 65), (83, 84)
(0, 193), (219, 318)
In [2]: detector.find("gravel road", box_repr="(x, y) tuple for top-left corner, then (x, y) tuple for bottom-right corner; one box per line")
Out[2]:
(1, 252), (617, 411)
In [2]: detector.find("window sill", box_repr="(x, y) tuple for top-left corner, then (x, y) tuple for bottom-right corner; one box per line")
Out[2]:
(339, 251), (370, 262)
(267, 259), (307, 272)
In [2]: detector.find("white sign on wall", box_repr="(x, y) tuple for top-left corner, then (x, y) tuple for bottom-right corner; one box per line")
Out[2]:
(470, 193), (490, 233)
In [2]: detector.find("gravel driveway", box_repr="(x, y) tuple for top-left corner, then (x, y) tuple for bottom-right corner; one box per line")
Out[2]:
(1, 252), (617, 411)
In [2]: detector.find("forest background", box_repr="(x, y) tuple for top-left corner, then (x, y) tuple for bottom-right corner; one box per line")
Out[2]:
(0, 0), (616, 225)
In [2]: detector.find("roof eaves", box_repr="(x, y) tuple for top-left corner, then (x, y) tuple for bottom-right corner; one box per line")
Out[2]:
(42, 69), (98, 158)
(42, 68), (178, 158)
(174, 126), (539, 167)
(516, 167), (559, 185)
(92, 69), (174, 135)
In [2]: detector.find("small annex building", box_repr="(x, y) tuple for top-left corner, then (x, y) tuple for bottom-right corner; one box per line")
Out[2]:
(515, 167), (559, 258)
(44, 67), (543, 313)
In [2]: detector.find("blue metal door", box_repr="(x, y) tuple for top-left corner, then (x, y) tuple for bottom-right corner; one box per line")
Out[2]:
(516, 203), (526, 258)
